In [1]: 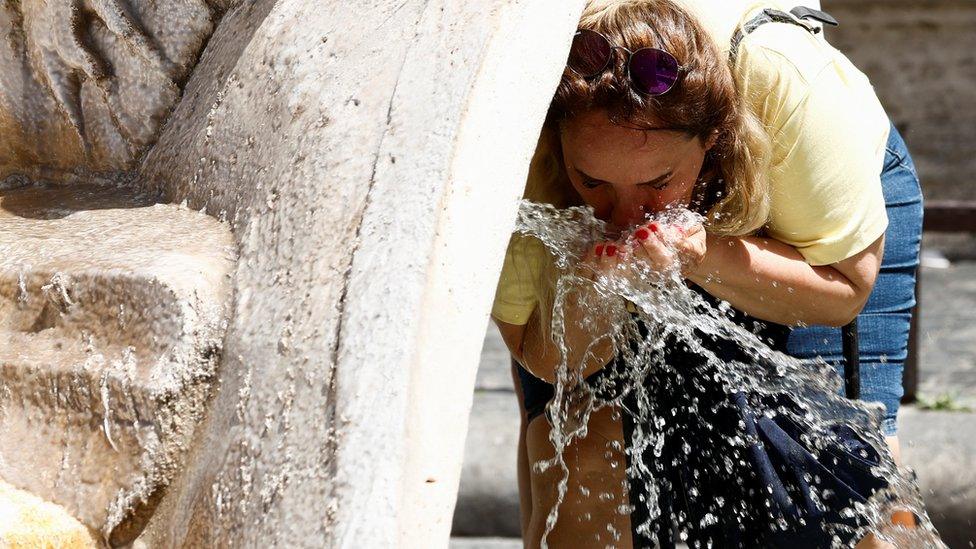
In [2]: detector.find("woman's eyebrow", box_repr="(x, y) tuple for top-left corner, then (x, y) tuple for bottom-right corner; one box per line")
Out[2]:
(575, 166), (672, 186)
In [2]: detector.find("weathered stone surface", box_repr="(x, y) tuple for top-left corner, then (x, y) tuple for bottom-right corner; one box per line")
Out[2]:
(0, 183), (234, 543)
(130, 0), (585, 547)
(0, 0), (222, 183)
(822, 0), (976, 202)
(0, 0), (584, 545)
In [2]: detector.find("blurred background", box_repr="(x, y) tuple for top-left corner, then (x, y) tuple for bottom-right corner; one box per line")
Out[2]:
(452, 1), (976, 547)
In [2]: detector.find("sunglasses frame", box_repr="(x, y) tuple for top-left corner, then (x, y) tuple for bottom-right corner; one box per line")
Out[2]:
(568, 29), (688, 96)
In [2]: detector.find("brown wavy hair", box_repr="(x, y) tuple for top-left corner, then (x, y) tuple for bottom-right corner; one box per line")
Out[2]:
(512, 0), (772, 338)
(534, 0), (772, 236)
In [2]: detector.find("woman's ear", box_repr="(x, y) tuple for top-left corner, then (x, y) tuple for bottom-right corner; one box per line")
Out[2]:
(703, 129), (720, 152)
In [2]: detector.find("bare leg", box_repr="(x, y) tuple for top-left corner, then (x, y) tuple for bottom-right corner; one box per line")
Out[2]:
(883, 437), (918, 529)
(524, 406), (632, 549)
(511, 361), (533, 539)
(855, 435), (917, 549)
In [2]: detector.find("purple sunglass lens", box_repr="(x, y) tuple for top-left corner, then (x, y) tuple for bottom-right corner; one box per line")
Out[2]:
(630, 48), (680, 96)
(568, 29), (613, 77)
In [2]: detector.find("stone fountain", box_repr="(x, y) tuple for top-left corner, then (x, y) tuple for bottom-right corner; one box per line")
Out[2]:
(0, 0), (584, 545)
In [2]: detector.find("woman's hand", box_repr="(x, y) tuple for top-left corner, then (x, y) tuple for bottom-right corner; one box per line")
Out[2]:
(589, 221), (708, 279)
(667, 222), (708, 277)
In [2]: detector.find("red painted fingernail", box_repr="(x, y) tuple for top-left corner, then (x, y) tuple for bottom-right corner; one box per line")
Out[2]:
(595, 244), (604, 257)
(606, 245), (617, 257)
(635, 229), (650, 241)
(649, 223), (660, 233)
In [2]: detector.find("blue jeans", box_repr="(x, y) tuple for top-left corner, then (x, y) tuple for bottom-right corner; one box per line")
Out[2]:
(787, 122), (923, 436)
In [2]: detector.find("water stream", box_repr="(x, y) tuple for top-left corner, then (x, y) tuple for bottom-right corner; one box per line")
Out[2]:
(513, 200), (945, 548)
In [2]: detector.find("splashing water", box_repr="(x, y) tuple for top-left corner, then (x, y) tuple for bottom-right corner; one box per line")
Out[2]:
(513, 200), (945, 548)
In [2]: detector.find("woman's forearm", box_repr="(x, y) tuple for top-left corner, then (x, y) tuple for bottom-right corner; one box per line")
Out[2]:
(687, 233), (883, 327)
(517, 230), (881, 376)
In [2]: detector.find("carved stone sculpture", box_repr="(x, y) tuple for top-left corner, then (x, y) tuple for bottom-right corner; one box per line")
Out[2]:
(0, 0), (221, 182)
(0, 0), (583, 546)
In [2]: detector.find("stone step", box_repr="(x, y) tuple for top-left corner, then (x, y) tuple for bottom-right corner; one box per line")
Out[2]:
(450, 537), (521, 549)
(0, 183), (235, 544)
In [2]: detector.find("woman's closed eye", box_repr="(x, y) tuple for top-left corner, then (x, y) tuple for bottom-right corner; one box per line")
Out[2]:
(639, 172), (673, 191)
(579, 171), (674, 190)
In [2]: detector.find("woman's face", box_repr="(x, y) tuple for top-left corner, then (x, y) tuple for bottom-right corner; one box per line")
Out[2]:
(561, 110), (715, 236)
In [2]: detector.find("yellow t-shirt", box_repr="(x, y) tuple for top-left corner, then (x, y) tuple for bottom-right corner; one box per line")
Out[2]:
(492, 2), (890, 325)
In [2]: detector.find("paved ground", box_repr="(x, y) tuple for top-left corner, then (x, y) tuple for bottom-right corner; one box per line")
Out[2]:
(453, 260), (976, 546)
(916, 261), (976, 407)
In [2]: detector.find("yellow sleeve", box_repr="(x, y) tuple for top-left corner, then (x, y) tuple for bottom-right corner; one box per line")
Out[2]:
(735, 24), (890, 266)
(491, 234), (546, 326)
(491, 127), (571, 326)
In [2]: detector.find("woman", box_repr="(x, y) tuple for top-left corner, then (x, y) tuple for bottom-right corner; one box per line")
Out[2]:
(492, 0), (922, 547)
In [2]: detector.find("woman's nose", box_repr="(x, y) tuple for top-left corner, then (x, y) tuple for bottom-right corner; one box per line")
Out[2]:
(610, 199), (650, 230)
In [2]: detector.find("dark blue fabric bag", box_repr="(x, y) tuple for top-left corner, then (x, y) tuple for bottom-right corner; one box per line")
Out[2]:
(618, 289), (890, 548)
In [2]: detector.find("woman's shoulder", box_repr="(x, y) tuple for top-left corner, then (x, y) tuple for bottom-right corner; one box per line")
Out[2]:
(733, 21), (834, 98)
(733, 19), (883, 143)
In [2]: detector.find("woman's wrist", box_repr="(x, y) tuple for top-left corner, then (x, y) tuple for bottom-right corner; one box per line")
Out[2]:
(684, 231), (723, 283)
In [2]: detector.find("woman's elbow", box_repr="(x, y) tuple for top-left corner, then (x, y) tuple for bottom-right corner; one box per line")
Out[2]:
(819, 290), (872, 327)
(821, 309), (859, 328)
(822, 237), (884, 326)
(493, 318), (557, 383)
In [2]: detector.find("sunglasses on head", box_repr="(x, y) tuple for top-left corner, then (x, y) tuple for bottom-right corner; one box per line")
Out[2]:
(567, 29), (687, 96)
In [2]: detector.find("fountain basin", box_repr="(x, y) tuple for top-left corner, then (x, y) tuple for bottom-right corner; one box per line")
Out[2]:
(0, 183), (235, 544)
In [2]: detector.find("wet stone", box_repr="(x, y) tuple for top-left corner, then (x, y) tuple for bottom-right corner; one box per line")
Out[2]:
(0, 183), (235, 543)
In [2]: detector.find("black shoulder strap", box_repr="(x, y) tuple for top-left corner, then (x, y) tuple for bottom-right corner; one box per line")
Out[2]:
(843, 320), (860, 399)
(790, 6), (839, 27)
(730, 6), (839, 61)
